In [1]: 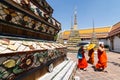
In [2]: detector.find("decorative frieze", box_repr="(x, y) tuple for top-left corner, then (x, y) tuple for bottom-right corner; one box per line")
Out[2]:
(0, 0), (66, 80)
(5, 0), (60, 29)
(0, 3), (59, 36)
(116, 33), (120, 38)
(0, 38), (67, 80)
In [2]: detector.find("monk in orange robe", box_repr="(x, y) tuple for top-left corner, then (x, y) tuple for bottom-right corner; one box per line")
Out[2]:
(87, 48), (94, 65)
(95, 44), (107, 71)
(78, 46), (88, 70)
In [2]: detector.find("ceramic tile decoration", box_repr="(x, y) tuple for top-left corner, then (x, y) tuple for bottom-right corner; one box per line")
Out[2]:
(0, 0), (66, 80)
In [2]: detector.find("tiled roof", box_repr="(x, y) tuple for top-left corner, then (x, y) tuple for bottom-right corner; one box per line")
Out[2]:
(62, 26), (111, 39)
(109, 22), (120, 37)
(79, 27), (111, 33)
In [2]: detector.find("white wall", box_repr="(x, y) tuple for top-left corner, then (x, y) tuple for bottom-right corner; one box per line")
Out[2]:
(114, 36), (120, 52)
(81, 40), (90, 43)
(99, 39), (107, 45)
(107, 39), (111, 49)
(82, 39), (108, 45)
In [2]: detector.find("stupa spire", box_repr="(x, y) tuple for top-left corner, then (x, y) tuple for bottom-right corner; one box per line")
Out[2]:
(90, 19), (99, 47)
(73, 7), (77, 30)
(74, 9), (77, 25)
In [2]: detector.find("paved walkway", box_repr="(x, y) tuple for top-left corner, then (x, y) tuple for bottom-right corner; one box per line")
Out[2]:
(67, 51), (120, 80)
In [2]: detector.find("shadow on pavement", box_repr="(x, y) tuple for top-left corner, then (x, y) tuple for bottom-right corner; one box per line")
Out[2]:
(108, 61), (120, 67)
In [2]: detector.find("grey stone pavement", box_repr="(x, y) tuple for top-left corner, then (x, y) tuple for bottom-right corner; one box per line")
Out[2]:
(67, 51), (120, 80)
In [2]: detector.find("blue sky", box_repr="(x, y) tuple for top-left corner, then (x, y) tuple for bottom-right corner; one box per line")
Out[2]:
(46, 0), (120, 31)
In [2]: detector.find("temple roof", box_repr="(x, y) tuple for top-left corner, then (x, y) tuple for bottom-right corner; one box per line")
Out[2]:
(62, 26), (111, 39)
(108, 22), (120, 37)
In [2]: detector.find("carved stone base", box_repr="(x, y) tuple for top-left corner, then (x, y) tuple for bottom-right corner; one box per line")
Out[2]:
(21, 56), (65, 80)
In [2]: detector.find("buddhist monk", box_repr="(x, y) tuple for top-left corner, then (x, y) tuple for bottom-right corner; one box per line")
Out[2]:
(87, 48), (94, 65)
(95, 44), (107, 72)
(77, 46), (88, 71)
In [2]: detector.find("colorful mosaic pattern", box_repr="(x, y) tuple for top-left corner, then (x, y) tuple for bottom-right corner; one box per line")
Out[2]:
(0, 38), (66, 53)
(12, 0), (53, 15)
(0, 39), (67, 80)
(0, 2), (60, 35)
(0, 0), (65, 79)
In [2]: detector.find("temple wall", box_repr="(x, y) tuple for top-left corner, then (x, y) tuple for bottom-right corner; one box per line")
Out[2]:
(107, 39), (111, 49)
(113, 36), (120, 52)
(99, 39), (107, 45)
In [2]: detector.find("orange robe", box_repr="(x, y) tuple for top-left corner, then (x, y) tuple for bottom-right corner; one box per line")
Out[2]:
(78, 51), (88, 69)
(88, 49), (94, 64)
(96, 49), (107, 69)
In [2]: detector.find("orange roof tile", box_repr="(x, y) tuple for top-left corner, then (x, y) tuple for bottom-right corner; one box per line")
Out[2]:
(62, 26), (111, 39)
(79, 27), (111, 34)
(109, 22), (120, 37)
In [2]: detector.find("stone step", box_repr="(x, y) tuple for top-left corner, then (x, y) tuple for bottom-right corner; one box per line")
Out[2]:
(52, 61), (74, 80)
(39, 60), (76, 80)
(62, 62), (77, 80)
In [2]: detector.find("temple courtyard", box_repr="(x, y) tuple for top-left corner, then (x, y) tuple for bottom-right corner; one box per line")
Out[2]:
(67, 51), (120, 80)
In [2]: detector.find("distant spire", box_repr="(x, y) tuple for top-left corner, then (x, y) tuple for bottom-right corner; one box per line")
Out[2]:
(73, 7), (77, 30)
(92, 19), (96, 38)
(71, 15), (73, 30)
(90, 19), (99, 47)
(92, 19), (95, 33)
(74, 7), (77, 25)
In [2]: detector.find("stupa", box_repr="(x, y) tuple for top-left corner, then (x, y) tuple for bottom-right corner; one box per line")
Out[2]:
(67, 10), (81, 52)
(90, 20), (99, 48)
(0, 0), (67, 80)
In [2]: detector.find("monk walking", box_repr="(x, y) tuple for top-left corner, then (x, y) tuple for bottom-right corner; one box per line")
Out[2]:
(87, 48), (94, 65)
(77, 46), (88, 71)
(95, 44), (107, 72)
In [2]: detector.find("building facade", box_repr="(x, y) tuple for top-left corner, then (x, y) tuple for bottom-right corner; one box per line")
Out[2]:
(60, 21), (120, 52)
(62, 26), (111, 46)
(108, 22), (120, 52)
